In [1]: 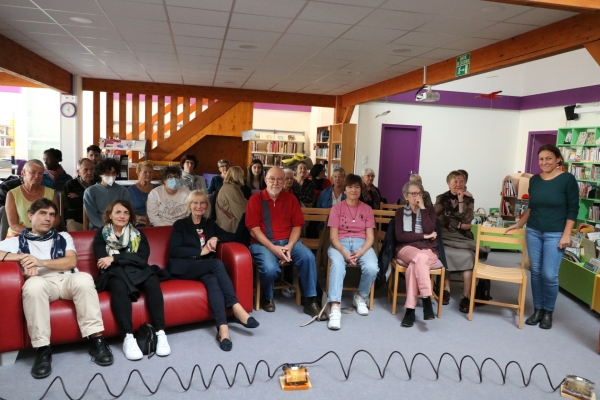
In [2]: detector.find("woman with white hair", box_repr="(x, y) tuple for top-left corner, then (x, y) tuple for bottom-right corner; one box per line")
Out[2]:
(361, 168), (383, 210)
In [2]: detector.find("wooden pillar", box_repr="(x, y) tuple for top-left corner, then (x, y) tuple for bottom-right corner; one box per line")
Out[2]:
(144, 95), (153, 145)
(131, 94), (139, 162)
(183, 97), (190, 124)
(157, 95), (165, 144)
(334, 95), (343, 124)
(106, 92), (113, 138)
(92, 91), (100, 146)
(118, 93), (126, 139)
(170, 96), (178, 136)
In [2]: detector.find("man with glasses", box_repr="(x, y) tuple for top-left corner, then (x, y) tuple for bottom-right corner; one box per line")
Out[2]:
(246, 167), (325, 319)
(207, 159), (230, 195)
(83, 159), (130, 229)
(64, 158), (98, 231)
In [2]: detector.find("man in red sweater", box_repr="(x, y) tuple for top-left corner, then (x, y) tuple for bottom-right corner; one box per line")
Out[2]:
(246, 166), (325, 319)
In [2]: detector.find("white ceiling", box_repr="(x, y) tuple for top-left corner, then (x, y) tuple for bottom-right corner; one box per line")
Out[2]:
(0, 0), (578, 96)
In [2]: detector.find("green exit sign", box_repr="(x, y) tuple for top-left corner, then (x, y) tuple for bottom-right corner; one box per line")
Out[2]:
(456, 53), (471, 77)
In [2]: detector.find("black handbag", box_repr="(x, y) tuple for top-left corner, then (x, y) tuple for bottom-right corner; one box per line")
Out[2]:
(135, 323), (157, 358)
(475, 279), (492, 302)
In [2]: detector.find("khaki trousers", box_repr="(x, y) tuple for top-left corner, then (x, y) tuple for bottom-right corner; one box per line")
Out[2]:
(66, 219), (84, 232)
(22, 272), (104, 348)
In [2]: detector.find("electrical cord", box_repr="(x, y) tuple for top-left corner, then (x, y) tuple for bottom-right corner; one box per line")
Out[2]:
(6, 350), (566, 400)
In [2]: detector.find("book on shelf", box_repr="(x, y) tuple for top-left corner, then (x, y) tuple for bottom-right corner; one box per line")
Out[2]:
(316, 146), (329, 158)
(564, 130), (573, 144)
(576, 131), (588, 145)
(589, 205), (600, 222)
(514, 200), (528, 218)
(578, 182), (596, 198)
(582, 261), (600, 273)
(503, 178), (516, 196)
(585, 132), (595, 145)
(317, 129), (329, 142)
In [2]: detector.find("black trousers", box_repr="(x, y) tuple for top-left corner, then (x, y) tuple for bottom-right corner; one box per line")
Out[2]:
(173, 259), (238, 327)
(106, 274), (165, 334)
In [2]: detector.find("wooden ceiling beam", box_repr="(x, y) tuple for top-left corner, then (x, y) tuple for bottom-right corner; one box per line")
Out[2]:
(0, 34), (71, 93)
(584, 40), (600, 66)
(0, 72), (44, 88)
(82, 78), (336, 108)
(341, 13), (600, 107)
(484, 0), (600, 13)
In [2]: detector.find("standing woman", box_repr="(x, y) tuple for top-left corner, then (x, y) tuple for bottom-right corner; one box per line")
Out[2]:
(216, 166), (247, 233)
(293, 161), (314, 207)
(506, 144), (578, 329)
(244, 159), (266, 198)
(326, 174), (378, 330)
(310, 163), (331, 206)
(168, 190), (259, 351)
(127, 161), (155, 227)
(94, 200), (170, 360)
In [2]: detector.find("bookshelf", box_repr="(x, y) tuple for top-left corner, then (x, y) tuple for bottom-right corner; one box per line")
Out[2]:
(499, 172), (532, 222)
(557, 126), (600, 307)
(315, 123), (356, 179)
(242, 129), (306, 169)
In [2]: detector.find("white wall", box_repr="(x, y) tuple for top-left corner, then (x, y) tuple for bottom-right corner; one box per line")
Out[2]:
(355, 102), (521, 210)
(516, 106), (600, 172)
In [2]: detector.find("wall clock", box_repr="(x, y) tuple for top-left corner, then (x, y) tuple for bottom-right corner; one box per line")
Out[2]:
(60, 102), (77, 118)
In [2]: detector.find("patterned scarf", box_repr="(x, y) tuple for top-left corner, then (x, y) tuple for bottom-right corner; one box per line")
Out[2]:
(102, 223), (141, 256)
(45, 165), (66, 181)
(18, 228), (68, 269)
(361, 185), (381, 207)
(403, 204), (422, 233)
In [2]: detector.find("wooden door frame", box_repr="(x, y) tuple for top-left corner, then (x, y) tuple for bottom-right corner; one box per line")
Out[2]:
(524, 130), (557, 173)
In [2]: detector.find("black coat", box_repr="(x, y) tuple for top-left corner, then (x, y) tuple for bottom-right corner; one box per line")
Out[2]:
(168, 215), (235, 276)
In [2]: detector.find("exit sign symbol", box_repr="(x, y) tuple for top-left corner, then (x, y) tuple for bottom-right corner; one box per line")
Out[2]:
(456, 53), (471, 77)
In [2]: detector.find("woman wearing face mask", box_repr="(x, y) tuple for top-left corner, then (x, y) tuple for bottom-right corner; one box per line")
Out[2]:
(83, 159), (131, 230)
(146, 166), (190, 227)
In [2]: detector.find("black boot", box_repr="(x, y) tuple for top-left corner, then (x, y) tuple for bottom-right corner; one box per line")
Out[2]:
(422, 297), (435, 320)
(401, 308), (415, 327)
(89, 336), (114, 366)
(525, 308), (545, 325)
(31, 346), (52, 379)
(539, 311), (553, 329)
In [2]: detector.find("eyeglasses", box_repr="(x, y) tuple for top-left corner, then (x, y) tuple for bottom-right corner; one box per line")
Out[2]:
(408, 192), (422, 197)
(365, 174), (375, 178)
(267, 177), (284, 183)
(219, 165), (230, 168)
(166, 175), (179, 179)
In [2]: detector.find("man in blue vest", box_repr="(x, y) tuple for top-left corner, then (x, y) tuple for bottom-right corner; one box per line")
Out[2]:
(246, 166), (325, 319)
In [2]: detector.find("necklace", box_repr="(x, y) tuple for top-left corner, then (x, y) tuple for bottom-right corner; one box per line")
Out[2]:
(21, 184), (41, 196)
(345, 200), (358, 223)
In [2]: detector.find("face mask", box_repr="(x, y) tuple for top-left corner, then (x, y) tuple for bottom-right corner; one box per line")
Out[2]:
(103, 176), (115, 186)
(167, 177), (181, 190)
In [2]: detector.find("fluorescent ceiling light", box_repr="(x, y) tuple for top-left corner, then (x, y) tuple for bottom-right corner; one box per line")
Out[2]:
(69, 17), (93, 24)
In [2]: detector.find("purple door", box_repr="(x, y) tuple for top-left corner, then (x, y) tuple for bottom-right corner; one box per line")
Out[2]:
(525, 131), (557, 174)
(378, 124), (421, 204)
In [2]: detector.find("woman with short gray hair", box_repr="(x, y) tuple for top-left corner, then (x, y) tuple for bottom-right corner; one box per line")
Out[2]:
(361, 168), (382, 210)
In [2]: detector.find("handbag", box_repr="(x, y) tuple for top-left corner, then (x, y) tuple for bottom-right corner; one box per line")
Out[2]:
(135, 323), (157, 358)
(474, 279), (492, 303)
(472, 207), (487, 225)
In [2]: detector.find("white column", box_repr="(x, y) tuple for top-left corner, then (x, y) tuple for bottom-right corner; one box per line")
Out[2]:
(59, 75), (83, 177)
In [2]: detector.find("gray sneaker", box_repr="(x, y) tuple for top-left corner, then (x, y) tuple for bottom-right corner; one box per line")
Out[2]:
(353, 293), (369, 316)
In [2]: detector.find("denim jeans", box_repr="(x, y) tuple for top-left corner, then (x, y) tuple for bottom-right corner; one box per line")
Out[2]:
(249, 239), (317, 301)
(526, 227), (564, 312)
(327, 237), (379, 303)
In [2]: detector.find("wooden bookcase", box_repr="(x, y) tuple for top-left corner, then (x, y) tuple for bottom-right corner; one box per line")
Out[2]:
(242, 129), (305, 170)
(315, 123), (356, 179)
(557, 126), (600, 306)
(499, 172), (532, 222)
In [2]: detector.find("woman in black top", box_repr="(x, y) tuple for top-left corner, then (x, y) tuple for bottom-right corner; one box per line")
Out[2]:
(168, 190), (259, 351)
(94, 200), (170, 360)
(244, 159), (266, 199)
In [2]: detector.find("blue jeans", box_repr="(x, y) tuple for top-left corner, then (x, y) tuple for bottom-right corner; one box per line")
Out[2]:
(249, 239), (317, 301)
(526, 227), (564, 312)
(327, 238), (379, 303)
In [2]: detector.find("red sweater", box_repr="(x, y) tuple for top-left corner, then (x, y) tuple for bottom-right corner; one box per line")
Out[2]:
(245, 189), (304, 244)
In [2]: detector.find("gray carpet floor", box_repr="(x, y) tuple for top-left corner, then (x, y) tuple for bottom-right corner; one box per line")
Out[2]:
(1, 250), (599, 400)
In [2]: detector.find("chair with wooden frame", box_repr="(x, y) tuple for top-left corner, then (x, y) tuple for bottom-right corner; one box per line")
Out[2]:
(373, 209), (396, 253)
(301, 207), (330, 271)
(468, 225), (527, 328)
(253, 261), (301, 311)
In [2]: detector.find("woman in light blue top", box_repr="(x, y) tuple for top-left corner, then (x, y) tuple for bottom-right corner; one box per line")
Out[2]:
(127, 161), (155, 227)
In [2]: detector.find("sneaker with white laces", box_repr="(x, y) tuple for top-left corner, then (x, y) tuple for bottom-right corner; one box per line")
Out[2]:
(353, 293), (369, 316)
(156, 330), (171, 357)
(328, 307), (341, 330)
(123, 333), (143, 361)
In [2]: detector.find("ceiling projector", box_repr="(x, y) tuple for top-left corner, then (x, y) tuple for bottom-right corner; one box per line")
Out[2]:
(415, 85), (440, 102)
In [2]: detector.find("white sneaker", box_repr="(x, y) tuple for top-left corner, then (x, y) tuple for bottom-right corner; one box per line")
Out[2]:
(156, 330), (171, 357)
(353, 293), (369, 316)
(123, 333), (143, 361)
(328, 307), (341, 330)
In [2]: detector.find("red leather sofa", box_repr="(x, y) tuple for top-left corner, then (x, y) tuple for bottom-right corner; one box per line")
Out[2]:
(0, 226), (253, 354)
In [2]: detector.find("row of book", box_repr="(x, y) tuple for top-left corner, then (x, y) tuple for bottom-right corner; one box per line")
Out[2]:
(570, 165), (591, 180)
(0, 137), (13, 147)
(333, 144), (341, 160)
(317, 129), (329, 142)
(588, 205), (600, 222)
(316, 146), (329, 158)
(503, 178), (517, 196)
(251, 141), (299, 154)
(578, 182), (596, 198)
(561, 147), (600, 163)
(500, 200), (513, 216)
(252, 154), (281, 167)
(564, 129), (596, 145)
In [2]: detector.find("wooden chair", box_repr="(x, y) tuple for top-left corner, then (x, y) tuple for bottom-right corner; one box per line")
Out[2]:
(301, 207), (330, 271)
(372, 209), (396, 253)
(254, 261), (301, 311)
(468, 225), (527, 328)
(387, 258), (445, 317)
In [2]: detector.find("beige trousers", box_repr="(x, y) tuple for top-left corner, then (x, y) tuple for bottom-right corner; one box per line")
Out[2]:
(66, 219), (84, 232)
(22, 272), (104, 348)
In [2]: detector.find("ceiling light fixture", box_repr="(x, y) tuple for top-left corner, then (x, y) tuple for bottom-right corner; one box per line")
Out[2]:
(393, 48), (411, 53)
(239, 45), (257, 49)
(102, 50), (118, 54)
(480, 5), (505, 13)
(69, 17), (93, 24)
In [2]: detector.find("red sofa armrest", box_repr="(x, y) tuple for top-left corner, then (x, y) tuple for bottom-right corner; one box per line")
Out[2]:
(216, 242), (253, 312)
(0, 262), (25, 353)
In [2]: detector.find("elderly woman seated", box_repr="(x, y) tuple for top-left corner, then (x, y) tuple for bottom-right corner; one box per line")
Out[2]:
(434, 170), (489, 313)
(316, 167), (346, 208)
(395, 181), (442, 327)
(360, 168), (383, 210)
(397, 174), (432, 207)
(147, 166), (190, 226)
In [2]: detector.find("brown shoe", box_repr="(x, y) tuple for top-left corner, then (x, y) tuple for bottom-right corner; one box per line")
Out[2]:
(304, 301), (328, 321)
(442, 290), (450, 305)
(459, 297), (470, 313)
(262, 299), (276, 312)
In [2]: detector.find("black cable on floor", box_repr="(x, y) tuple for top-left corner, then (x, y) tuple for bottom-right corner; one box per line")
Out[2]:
(12, 350), (566, 400)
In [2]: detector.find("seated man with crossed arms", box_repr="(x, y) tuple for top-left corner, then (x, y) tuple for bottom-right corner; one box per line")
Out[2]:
(246, 166), (326, 320)
(0, 198), (113, 379)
